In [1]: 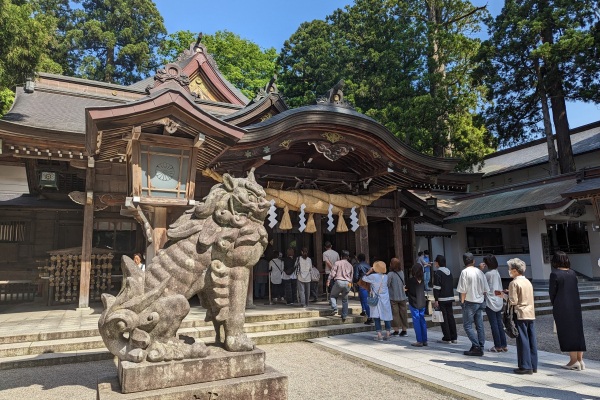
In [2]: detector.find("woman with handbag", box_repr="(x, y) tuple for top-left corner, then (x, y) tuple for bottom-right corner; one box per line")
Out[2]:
(361, 261), (392, 341)
(407, 264), (428, 347)
(507, 258), (538, 375)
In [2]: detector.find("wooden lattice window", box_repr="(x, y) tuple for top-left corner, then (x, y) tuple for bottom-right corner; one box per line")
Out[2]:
(0, 221), (26, 242)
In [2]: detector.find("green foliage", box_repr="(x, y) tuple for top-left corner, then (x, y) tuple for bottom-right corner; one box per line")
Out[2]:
(67, 0), (166, 84)
(158, 30), (196, 65)
(478, 0), (600, 174)
(0, 0), (60, 115)
(0, 88), (15, 116)
(159, 30), (277, 100)
(479, 0), (600, 147)
(277, 0), (495, 171)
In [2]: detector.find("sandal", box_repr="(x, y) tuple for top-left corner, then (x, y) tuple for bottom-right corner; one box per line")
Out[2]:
(502, 347), (509, 352)
(489, 347), (500, 352)
(374, 336), (383, 341)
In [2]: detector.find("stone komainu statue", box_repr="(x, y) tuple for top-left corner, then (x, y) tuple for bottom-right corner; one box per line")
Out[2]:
(98, 172), (269, 362)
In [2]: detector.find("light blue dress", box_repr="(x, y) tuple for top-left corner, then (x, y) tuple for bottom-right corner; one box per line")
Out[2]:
(362, 273), (392, 321)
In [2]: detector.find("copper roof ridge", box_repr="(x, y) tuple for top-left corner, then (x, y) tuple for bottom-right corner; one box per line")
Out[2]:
(453, 172), (578, 200)
(38, 72), (146, 93)
(484, 120), (600, 160)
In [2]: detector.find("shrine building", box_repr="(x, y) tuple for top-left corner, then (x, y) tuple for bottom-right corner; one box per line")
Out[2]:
(0, 41), (467, 307)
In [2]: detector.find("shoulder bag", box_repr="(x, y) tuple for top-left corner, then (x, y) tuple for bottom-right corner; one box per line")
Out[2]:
(367, 277), (383, 307)
(503, 300), (519, 339)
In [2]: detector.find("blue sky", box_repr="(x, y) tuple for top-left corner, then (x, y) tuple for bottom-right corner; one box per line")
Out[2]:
(153, 0), (599, 130)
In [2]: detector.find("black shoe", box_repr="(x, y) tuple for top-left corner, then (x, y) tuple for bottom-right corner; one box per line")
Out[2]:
(360, 311), (366, 316)
(364, 318), (374, 325)
(399, 331), (408, 337)
(533, 369), (537, 373)
(342, 317), (347, 322)
(464, 346), (484, 356)
(514, 368), (533, 375)
(391, 331), (400, 336)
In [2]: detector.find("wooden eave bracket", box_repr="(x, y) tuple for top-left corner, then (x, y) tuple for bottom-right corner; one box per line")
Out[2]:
(121, 197), (153, 243)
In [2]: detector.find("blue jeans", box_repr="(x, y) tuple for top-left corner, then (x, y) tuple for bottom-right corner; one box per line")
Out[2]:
(358, 286), (370, 317)
(486, 307), (507, 349)
(374, 318), (391, 332)
(516, 319), (538, 370)
(330, 280), (350, 318)
(462, 301), (486, 349)
(409, 305), (428, 344)
(424, 267), (431, 289)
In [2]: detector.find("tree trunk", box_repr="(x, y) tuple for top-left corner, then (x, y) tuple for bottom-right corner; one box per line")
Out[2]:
(426, 1), (448, 158)
(535, 59), (559, 176)
(105, 45), (115, 83)
(540, 12), (575, 174)
(548, 80), (575, 173)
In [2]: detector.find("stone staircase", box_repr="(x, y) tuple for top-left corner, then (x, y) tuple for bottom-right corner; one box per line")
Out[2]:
(1, 281), (599, 370)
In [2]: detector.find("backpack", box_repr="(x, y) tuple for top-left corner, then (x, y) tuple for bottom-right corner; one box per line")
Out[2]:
(284, 257), (299, 276)
(503, 300), (519, 339)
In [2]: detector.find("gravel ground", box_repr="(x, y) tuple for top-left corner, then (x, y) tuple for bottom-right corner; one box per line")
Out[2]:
(0, 342), (459, 400)
(428, 309), (600, 361)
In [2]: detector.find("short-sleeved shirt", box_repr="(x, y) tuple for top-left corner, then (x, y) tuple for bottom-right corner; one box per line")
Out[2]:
(457, 266), (490, 303)
(323, 249), (340, 274)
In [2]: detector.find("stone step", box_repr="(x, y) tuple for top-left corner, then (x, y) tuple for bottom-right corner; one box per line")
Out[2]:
(0, 312), (365, 358)
(2, 298), (600, 370)
(0, 319), (374, 370)
(0, 306), (361, 345)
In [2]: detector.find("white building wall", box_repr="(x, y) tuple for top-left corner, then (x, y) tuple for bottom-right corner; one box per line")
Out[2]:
(0, 165), (29, 194)
(526, 211), (551, 283)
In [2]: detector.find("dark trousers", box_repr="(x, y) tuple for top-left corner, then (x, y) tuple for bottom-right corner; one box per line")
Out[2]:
(438, 301), (457, 341)
(284, 278), (297, 304)
(516, 319), (538, 371)
(486, 307), (507, 348)
(271, 283), (283, 300)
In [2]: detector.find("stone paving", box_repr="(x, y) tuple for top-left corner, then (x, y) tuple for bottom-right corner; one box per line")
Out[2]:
(311, 330), (600, 400)
(1, 298), (600, 399)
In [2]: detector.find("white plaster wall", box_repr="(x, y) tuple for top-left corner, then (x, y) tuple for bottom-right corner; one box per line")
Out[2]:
(443, 223), (468, 278)
(526, 211), (551, 282)
(0, 165), (28, 194)
(587, 228), (600, 279)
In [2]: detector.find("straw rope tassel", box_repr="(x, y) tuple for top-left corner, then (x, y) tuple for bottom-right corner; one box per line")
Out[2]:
(336, 211), (348, 232)
(305, 213), (316, 233)
(279, 206), (292, 230)
(358, 207), (368, 227)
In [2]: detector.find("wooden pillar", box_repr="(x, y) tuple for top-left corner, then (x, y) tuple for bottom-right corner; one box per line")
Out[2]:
(355, 208), (369, 262)
(393, 192), (404, 263)
(393, 215), (404, 261)
(78, 160), (95, 309)
(152, 207), (168, 254)
(314, 214), (323, 294)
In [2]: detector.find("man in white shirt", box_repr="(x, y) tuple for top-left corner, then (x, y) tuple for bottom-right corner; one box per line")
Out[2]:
(322, 242), (339, 295)
(457, 252), (490, 356)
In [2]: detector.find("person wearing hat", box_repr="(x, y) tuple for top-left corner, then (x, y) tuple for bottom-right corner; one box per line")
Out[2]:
(327, 250), (354, 321)
(361, 261), (393, 341)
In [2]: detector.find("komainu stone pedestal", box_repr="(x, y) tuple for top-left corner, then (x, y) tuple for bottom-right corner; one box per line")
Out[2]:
(97, 348), (288, 399)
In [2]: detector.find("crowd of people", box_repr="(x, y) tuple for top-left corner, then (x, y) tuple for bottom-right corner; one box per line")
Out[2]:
(260, 243), (588, 375)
